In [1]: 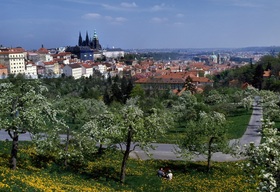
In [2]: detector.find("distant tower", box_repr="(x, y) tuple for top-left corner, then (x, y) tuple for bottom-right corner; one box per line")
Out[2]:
(92, 30), (102, 50)
(85, 31), (89, 46)
(78, 32), (83, 46)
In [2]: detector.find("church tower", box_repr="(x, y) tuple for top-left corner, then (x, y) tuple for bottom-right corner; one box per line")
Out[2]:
(92, 30), (102, 50)
(78, 32), (83, 46)
(85, 31), (89, 46)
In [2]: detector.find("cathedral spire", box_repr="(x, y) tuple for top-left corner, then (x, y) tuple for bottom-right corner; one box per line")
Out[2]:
(85, 31), (89, 46)
(93, 29), (98, 40)
(78, 32), (83, 46)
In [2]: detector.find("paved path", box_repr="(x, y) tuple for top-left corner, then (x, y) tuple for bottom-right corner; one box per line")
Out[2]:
(0, 100), (262, 162)
(129, 100), (262, 162)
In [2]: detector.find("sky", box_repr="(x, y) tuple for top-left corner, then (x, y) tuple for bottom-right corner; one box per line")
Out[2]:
(1, 0), (280, 50)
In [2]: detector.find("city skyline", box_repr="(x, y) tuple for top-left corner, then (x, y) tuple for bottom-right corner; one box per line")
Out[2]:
(1, 0), (280, 50)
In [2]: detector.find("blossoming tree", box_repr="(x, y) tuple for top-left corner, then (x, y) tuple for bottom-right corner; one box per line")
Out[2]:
(0, 80), (56, 170)
(243, 119), (280, 191)
(180, 111), (229, 172)
(114, 98), (171, 183)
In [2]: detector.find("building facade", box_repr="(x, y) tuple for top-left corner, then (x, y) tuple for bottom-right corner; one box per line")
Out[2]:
(63, 63), (82, 79)
(0, 51), (25, 74)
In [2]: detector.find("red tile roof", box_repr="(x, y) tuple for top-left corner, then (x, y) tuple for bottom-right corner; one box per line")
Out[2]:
(82, 64), (92, 68)
(0, 64), (7, 69)
(67, 63), (81, 69)
(37, 47), (49, 54)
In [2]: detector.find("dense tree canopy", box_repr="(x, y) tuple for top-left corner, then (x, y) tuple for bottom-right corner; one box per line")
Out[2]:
(0, 79), (57, 169)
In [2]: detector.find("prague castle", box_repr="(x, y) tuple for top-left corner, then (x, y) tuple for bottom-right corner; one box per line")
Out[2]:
(78, 30), (102, 50)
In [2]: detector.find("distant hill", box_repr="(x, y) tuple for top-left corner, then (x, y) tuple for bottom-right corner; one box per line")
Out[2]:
(126, 46), (280, 53)
(234, 46), (280, 53)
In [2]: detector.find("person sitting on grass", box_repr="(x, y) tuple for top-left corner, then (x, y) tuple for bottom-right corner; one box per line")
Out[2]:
(157, 168), (165, 178)
(166, 170), (173, 180)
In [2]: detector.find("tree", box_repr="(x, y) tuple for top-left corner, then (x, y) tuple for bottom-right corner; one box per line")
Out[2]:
(184, 76), (196, 94)
(259, 90), (280, 121)
(130, 84), (145, 98)
(252, 64), (264, 90)
(204, 90), (229, 106)
(172, 91), (202, 125)
(113, 98), (170, 183)
(81, 108), (116, 154)
(121, 77), (133, 103)
(242, 119), (280, 191)
(34, 98), (107, 167)
(180, 111), (229, 172)
(55, 97), (89, 130)
(0, 80), (56, 169)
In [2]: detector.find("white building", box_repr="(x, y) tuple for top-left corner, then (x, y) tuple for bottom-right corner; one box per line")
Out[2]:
(81, 63), (93, 78)
(63, 63), (82, 79)
(97, 64), (107, 74)
(102, 48), (124, 59)
(25, 62), (38, 79)
(0, 51), (26, 74)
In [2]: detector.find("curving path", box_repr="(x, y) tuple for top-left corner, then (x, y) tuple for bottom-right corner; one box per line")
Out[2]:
(129, 100), (262, 162)
(0, 100), (262, 162)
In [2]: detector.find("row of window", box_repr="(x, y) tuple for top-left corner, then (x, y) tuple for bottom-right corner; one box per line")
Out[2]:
(10, 66), (24, 69)
(10, 63), (24, 65)
(10, 59), (24, 61)
(9, 54), (24, 58)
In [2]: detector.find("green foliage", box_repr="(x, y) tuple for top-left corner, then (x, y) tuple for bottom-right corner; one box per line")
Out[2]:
(259, 90), (280, 121)
(113, 97), (172, 182)
(241, 119), (280, 191)
(214, 54), (280, 92)
(0, 77), (59, 169)
(103, 76), (134, 105)
(180, 111), (229, 171)
(130, 84), (145, 98)
(172, 91), (202, 123)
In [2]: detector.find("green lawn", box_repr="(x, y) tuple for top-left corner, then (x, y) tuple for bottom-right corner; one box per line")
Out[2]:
(0, 141), (259, 192)
(227, 109), (253, 139)
(159, 108), (252, 143)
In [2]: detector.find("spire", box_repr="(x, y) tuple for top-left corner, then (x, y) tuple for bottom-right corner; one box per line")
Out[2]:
(93, 29), (98, 40)
(92, 29), (102, 50)
(78, 32), (83, 46)
(85, 31), (89, 46)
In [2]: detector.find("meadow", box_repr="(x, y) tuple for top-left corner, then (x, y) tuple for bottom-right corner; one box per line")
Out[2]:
(0, 140), (259, 192)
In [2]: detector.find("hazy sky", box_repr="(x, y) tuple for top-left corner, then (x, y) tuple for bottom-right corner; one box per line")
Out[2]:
(1, 0), (280, 50)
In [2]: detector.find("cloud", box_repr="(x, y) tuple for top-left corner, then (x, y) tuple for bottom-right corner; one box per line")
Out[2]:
(210, 0), (263, 8)
(102, 2), (138, 11)
(105, 16), (127, 24)
(176, 13), (184, 18)
(63, 0), (99, 6)
(120, 2), (137, 8)
(115, 17), (127, 22)
(231, 0), (262, 8)
(83, 13), (101, 19)
(83, 13), (126, 24)
(150, 17), (168, 24)
(151, 3), (166, 12)
(174, 22), (184, 26)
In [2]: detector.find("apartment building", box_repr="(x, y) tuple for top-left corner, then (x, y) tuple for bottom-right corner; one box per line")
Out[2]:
(62, 63), (82, 79)
(0, 51), (25, 74)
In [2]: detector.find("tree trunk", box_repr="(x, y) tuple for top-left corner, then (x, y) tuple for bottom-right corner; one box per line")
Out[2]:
(64, 127), (70, 167)
(207, 137), (214, 172)
(98, 143), (103, 154)
(120, 126), (133, 183)
(11, 132), (19, 170)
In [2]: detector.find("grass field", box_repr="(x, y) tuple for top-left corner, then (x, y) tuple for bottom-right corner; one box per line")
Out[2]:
(160, 108), (252, 144)
(0, 141), (259, 191)
(227, 109), (253, 139)
(0, 107), (259, 191)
